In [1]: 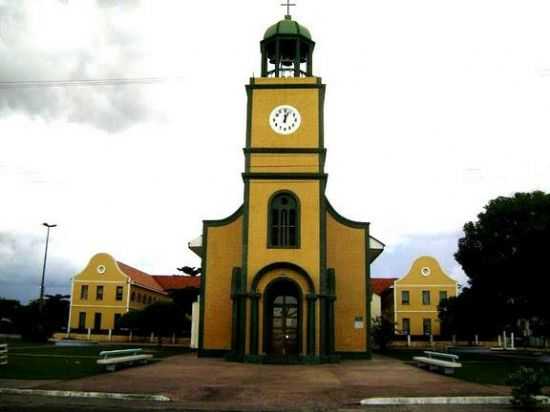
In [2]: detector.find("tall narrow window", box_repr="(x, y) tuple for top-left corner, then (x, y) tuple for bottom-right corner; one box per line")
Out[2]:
(423, 318), (432, 335)
(401, 290), (410, 305)
(116, 286), (123, 301)
(439, 290), (448, 303)
(422, 290), (431, 305)
(402, 318), (410, 335)
(269, 192), (299, 248)
(80, 285), (88, 300)
(78, 312), (86, 329)
(96, 285), (103, 301)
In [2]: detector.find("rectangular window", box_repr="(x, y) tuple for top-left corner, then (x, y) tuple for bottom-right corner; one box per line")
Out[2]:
(94, 312), (102, 331)
(439, 290), (448, 303)
(114, 313), (121, 330)
(131, 291), (135, 302)
(423, 318), (432, 335)
(401, 290), (410, 305)
(402, 318), (410, 335)
(116, 286), (123, 301)
(80, 285), (88, 300)
(96, 285), (103, 301)
(78, 312), (86, 329)
(422, 290), (431, 305)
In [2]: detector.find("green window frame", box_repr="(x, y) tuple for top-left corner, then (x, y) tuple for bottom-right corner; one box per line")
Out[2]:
(268, 191), (300, 249)
(80, 285), (88, 300)
(402, 318), (410, 335)
(401, 290), (410, 305)
(116, 286), (123, 301)
(423, 318), (432, 335)
(439, 290), (448, 303)
(96, 285), (103, 301)
(422, 290), (431, 305)
(78, 312), (86, 329)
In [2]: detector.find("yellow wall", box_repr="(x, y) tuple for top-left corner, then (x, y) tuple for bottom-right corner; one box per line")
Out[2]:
(246, 181), (320, 290)
(203, 215), (243, 350)
(128, 284), (170, 311)
(394, 256), (458, 336)
(249, 153), (320, 174)
(326, 212), (367, 352)
(249, 78), (320, 149)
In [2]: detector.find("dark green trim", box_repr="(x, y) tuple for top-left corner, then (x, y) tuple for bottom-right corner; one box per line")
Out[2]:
(318, 83), (326, 152)
(319, 178), (327, 356)
(198, 349), (229, 358)
(267, 190), (301, 249)
(204, 205), (244, 227)
(249, 292), (260, 355)
(306, 293), (317, 356)
(242, 180), (250, 353)
(325, 198), (370, 229)
(244, 148), (326, 154)
(250, 261), (315, 292)
(245, 81), (253, 171)
(198, 221), (208, 354)
(336, 351), (372, 360)
(247, 83), (323, 90)
(243, 172), (328, 181)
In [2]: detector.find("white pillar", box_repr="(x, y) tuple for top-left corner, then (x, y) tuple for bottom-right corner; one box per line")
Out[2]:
(503, 331), (507, 349)
(430, 334), (434, 347)
(150, 332), (154, 343)
(510, 332), (515, 349)
(498, 335), (502, 347)
(87, 328), (91, 340)
(474, 334), (479, 345)
(129, 330), (133, 342)
(452, 334), (456, 345)
(108, 329), (112, 342)
(172, 333), (176, 344)
(191, 299), (200, 349)
(407, 334), (411, 347)
(66, 327), (71, 339)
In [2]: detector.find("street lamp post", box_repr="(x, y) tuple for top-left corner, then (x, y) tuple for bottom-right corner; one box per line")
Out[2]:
(40, 222), (57, 310)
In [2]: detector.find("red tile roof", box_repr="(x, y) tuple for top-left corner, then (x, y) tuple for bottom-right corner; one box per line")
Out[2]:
(116, 261), (167, 295)
(152, 275), (201, 290)
(370, 278), (397, 295)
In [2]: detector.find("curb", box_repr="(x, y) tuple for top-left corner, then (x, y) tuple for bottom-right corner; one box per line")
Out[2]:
(0, 387), (170, 402)
(360, 396), (550, 406)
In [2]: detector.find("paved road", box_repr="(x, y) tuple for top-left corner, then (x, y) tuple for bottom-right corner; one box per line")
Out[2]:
(32, 354), (507, 410)
(1, 394), (548, 412)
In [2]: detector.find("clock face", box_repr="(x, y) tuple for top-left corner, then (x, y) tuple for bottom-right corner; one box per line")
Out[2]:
(269, 105), (301, 135)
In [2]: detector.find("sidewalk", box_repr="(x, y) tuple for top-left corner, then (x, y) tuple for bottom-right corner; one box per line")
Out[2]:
(21, 354), (509, 410)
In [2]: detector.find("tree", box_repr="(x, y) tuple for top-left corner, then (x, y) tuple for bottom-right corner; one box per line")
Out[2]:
(177, 266), (201, 277)
(371, 316), (396, 352)
(455, 191), (550, 335)
(15, 294), (70, 341)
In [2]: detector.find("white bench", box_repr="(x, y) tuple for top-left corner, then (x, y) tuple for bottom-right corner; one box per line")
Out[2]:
(97, 348), (153, 372)
(413, 350), (462, 375)
(0, 344), (7, 366)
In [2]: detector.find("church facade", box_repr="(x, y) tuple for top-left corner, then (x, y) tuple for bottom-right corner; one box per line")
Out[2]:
(190, 15), (384, 362)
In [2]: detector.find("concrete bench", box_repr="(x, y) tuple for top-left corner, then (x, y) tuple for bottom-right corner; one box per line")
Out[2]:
(413, 350), (462, 375)
(0, 344), (7, 366)
(97, 348), (153, 372)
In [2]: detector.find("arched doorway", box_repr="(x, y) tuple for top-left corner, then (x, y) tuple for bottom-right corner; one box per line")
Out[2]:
(263, 278), (302, 356)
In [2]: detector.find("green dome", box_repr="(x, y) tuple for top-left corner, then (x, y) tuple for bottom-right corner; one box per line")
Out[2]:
(263, 16), (312, 40)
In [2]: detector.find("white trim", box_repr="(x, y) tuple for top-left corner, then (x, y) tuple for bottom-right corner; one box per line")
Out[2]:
(126, 280), (131, 313)
(395, 284), (458, 288)
(395, 310), (439, 313)
(393, 280), (397, 329)
(72, 304), (126, 309)
(74, 280), (125, 284)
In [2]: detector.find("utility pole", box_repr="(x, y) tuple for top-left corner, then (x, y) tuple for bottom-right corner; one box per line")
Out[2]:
(40, 222), (57, 310)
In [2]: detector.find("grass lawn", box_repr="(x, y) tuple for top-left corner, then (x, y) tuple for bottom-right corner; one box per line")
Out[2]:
(380, 348), (550, 386)
(0, 340), (191, 380)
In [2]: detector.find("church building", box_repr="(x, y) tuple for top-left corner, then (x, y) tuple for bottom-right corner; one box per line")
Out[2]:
(189, 11), (384, 362)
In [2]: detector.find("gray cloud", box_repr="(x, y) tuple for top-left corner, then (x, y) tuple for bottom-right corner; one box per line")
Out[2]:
(0, 232), (77, 303)
(0, 1), (156, 132)
(371, 231), (468, 287)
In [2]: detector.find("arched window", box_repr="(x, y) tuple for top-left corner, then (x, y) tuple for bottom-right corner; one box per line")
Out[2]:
(269, 192), (299, 248)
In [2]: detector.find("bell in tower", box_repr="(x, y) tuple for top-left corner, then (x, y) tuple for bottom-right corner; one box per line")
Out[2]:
(261, 14), (315, 78)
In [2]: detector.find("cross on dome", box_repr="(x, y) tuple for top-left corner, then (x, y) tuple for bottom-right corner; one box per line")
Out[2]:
(280, 0), (296, 18)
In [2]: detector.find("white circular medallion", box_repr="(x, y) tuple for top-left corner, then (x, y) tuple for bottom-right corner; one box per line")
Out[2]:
(97, 265), (106, 274)
(269, 105), (301, 135)
(421, 267), (431, 277)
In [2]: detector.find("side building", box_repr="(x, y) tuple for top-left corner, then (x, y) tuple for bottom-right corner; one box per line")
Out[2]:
(393, 256), (458, 337)
(68, 253), (171, 336)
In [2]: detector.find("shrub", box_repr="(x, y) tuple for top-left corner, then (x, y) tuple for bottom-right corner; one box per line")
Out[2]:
(506, 366), (547, 408)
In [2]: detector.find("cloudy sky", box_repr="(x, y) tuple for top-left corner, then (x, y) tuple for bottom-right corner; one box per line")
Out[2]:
(1, 0), (549, 303)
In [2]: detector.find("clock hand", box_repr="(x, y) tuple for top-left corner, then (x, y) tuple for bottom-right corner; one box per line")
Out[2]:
(283, 113), (289, 123)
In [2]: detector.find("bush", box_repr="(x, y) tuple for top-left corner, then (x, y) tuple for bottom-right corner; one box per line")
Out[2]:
(506, 366), (548, 408)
